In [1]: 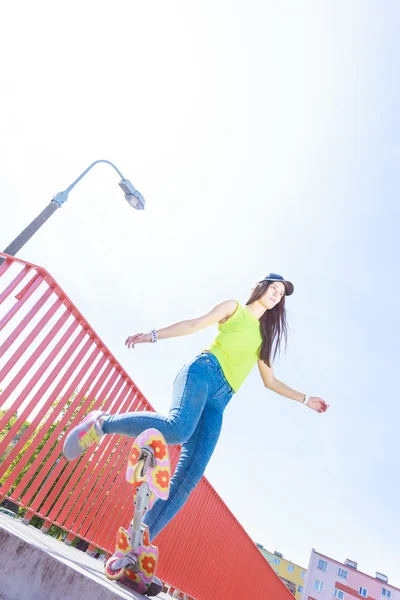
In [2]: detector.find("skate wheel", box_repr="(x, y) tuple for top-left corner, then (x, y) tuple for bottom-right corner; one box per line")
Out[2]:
(133, 458), (146, 482)
(105, 557), (125, 580)
(145, 576), (163, 596)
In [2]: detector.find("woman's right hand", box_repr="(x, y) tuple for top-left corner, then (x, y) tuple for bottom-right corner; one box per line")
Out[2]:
(307, 397), (329, 413)
(125, 333), (152, 349)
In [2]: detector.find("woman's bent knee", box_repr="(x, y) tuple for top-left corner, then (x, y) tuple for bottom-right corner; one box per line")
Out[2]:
(165, 416), (194, 445)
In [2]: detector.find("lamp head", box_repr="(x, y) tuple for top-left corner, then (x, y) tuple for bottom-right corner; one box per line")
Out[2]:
(118, 179), (145, 210)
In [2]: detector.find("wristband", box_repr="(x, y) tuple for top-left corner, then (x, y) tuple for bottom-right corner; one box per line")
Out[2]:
(303, 395), (311, 406)
(149, 329), (158, 343)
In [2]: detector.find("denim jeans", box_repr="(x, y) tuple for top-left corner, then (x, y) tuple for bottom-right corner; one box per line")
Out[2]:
(102, 352), (234, 540)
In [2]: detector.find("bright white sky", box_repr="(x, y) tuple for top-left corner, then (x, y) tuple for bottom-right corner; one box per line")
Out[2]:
(1, 0), (399, 587)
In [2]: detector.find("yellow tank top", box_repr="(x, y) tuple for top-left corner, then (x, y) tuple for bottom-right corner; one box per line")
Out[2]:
(206, 303), (262, 392)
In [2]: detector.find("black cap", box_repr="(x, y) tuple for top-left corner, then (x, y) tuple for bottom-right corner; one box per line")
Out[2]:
(260, 273), (294, 296)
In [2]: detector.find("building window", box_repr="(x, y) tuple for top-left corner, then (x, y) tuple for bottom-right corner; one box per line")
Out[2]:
(334, 589), (345, 599)
(338, 568), (348, 579)
(288, 565), (294, 573)
(318, 559), (328, 572)
(298, 585), (304, 593)
(359, 588), (368, 598)
(382, 589), (392, 599)
(301, 571), (306, 578)
(274, 558), (281, 565)
(313, 580), (324, 592)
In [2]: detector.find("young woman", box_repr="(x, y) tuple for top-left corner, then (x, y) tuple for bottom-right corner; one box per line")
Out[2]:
(63, 273), (328, 541)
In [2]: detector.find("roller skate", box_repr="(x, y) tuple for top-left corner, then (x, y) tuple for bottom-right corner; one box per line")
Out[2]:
(105, 428), (171, 596)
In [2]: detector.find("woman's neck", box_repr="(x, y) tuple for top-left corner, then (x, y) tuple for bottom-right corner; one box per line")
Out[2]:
(245, 300), (268, 320)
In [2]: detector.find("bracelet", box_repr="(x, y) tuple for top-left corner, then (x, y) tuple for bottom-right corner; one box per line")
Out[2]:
(149, 329), (158, 343)
(303, 395), (310, 406)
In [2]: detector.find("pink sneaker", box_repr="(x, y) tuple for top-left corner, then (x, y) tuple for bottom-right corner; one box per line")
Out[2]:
(63, 410), (106, 461)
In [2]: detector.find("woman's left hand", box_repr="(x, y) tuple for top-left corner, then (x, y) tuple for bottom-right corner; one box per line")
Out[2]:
(307, 397), (329, 413)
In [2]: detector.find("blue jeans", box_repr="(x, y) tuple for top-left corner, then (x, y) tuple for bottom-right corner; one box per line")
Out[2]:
(102, 352), (234, 540)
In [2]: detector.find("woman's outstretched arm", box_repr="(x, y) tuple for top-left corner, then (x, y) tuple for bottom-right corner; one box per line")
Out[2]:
(257, 360), (329, 414)
(125, 299), (238, 349)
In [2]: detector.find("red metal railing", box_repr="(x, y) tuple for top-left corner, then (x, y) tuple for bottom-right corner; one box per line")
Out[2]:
(0, 252), (293, 600)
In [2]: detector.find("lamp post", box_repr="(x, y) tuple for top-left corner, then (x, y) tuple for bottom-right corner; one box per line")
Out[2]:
(0, 159), (145, 266)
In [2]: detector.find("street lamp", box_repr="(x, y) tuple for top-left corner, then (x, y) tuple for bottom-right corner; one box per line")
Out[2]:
(0, 159), (145, 265)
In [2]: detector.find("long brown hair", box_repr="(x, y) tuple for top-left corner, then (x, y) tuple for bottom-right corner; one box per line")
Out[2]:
(246, 280), (288, 367)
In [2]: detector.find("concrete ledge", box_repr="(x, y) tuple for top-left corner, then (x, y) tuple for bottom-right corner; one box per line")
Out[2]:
(0, 515), (170, 600)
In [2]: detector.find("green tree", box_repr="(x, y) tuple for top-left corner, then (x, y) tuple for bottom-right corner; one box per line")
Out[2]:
(0, 394), (106, 543)
(0, 410), (30, 463)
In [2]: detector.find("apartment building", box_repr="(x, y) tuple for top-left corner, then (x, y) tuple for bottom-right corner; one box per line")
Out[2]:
(302, 549), (399, 600)
(256, 545), (306, 599)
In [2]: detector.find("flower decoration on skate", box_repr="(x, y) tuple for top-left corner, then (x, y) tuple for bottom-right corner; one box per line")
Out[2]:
(129, 444), (141, 465)
(126, 442), (142, 483)
(116, 528), (131, 552)
(154, 467), (170, 491)
(139, 552), (157, 577)
(142, 526), (150, 546)
(125, 569), (141, 583)
(147, 435), (168, 460)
